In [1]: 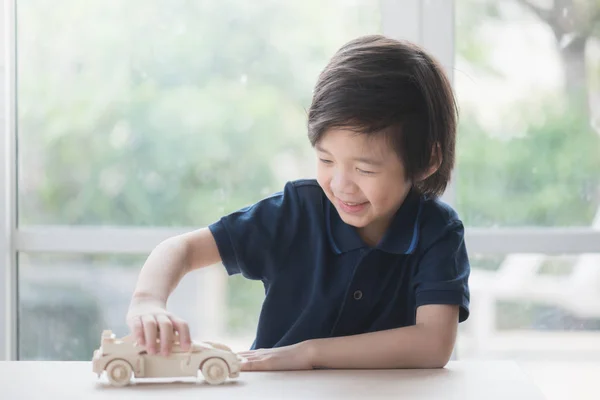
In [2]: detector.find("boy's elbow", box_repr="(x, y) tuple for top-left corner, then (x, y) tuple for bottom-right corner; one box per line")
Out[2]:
(419, 350), (452, 369)
(420, 332), (455, 368)
(424, 353), (451, 369)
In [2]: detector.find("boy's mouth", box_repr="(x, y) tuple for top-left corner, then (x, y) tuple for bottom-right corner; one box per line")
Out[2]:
(335, 197), (369, 213)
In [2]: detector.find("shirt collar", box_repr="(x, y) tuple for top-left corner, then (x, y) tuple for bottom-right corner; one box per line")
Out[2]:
(325, 188), (422, 255)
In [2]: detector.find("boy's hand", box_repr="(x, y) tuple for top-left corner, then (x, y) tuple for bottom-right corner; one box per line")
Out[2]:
(237, 341), (316, 371)
(126, 295), (191, 356)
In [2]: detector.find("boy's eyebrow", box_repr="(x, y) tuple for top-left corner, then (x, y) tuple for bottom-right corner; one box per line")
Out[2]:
(352, 156), (384, 166)
(315, 144), (383, 166)
(315, 144), (330, 153)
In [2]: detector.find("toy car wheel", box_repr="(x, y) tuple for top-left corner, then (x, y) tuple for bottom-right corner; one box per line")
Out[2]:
(201, 357), (229, 385)
(106, 359), (133, 387)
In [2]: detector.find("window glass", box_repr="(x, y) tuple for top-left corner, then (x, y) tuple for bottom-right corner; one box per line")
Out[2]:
(455, 0), (600, 227)
(16, 0), (381, 226)
(18, 253), (260, 360)
(459, 251), (600, 400)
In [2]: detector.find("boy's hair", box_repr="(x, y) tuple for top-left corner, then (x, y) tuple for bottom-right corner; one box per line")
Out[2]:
(307, 35), (458, 197)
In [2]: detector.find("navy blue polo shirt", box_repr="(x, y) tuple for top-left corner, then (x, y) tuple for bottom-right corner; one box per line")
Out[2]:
(208, 179), (470, 349)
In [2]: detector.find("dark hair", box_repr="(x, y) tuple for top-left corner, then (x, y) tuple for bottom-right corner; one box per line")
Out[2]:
(307, 35), (458, 197)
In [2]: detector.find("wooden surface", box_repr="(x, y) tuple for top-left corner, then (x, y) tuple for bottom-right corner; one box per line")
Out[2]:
(0, 360), (546, 399)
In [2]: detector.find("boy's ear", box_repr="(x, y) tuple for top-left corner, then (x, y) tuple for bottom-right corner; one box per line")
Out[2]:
(417, 142), (442, 182)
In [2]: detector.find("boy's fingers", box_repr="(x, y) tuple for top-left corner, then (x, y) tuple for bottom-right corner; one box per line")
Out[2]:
(171, 317), (191, 350)
(130, 316), (145, 345)
(241, 358), (271, 371)
(239, 354), (260, 363)
(156, 315), (173, 355)
(141, 315), (158, 354)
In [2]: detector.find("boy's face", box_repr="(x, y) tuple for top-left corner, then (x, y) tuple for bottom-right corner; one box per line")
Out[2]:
(315, 128), (412, 246)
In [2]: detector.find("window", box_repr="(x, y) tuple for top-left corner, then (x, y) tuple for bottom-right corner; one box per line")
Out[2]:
(17, 0), (381, 227)
(454, 1), (600, 398)
(4, 0), (382, 359)
(18, 253), (248, 359)
(455, 0), (600, 228)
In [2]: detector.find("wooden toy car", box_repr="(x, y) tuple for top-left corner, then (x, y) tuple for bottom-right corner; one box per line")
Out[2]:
(92, 330), (241, 386)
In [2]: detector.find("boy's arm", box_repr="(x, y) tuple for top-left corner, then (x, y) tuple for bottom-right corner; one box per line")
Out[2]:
(127, 227), (221, 354)
(131, 227), (221, 302)
(239, 304), (459, 370)
(310, 304), (459, 369)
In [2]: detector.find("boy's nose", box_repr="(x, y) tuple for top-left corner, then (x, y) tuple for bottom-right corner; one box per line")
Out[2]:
(331, 170), (357, 195)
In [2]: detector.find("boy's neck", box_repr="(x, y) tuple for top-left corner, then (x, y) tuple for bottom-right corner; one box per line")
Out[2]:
(357, 218), (392, 247)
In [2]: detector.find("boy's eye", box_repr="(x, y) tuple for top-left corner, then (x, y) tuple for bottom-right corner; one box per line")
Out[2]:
(357, 168), (376, 175)
(319, 158), (333, 164)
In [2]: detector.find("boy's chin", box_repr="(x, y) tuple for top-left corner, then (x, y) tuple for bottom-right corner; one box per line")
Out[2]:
(337, 212), (371, 228)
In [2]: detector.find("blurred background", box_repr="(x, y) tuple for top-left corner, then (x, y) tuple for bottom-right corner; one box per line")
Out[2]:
(2, 0), (600, 398)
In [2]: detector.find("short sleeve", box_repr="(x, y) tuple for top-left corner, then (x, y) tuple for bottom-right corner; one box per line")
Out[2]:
(413, 221), (471, 322)
(208, 181), (302, 281)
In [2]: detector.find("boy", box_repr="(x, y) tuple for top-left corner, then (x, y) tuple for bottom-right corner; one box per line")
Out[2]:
(126, 35), (470, 371)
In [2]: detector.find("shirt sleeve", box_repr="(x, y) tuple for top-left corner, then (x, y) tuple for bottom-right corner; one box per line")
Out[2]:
(207, 181), (302, 282)
(413, 220), (471, 322)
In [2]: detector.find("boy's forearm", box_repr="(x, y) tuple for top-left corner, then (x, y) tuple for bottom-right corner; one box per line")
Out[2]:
(309, 324), (454, 369)
(132, 236), (191, 304)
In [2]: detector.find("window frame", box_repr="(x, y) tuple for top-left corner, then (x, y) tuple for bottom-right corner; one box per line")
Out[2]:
(2, 0), (17, 362)
(2, 0), (600, 360)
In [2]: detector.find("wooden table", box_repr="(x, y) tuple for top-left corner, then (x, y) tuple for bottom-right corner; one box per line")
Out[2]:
(0, 360), (546, 399)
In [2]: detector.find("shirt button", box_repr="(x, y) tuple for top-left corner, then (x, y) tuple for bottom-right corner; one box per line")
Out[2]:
(353, 290), (363, 300)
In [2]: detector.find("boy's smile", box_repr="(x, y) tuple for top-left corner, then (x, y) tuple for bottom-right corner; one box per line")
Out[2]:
(315, 128), (413, 246)
(335, 198), (369, 214)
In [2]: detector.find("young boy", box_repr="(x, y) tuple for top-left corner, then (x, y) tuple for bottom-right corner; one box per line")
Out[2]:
(126, 34), (470, 371)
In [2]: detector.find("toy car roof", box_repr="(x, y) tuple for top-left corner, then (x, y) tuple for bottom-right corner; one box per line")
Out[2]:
(99, 330), (232, 353)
